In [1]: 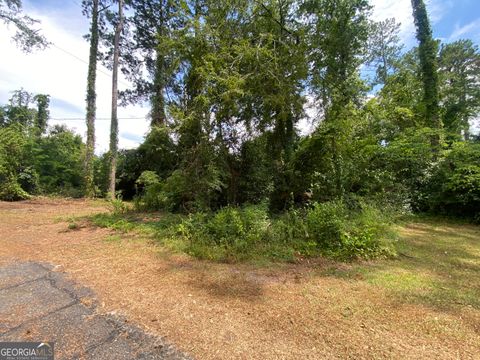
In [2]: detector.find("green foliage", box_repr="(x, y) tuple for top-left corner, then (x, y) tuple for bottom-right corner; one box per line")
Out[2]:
(306, 200), (348, 248)
(0, 123), (30, 200)
(133, 170), (164, 211)
(68, 222), (79, 230)
(136, 170), (160, 189)
(366, 18), (402, 85)
(177, 201), (394, 262)
(439, 40), (480, 138)
(109, 197), (129, 215)
(0, 0), (49, 52)
(305, 200), (394, 259)
(2, 0), (478, 269)
(136, 126), (177, 179)
(133, 169), (192, 212)
(0, 91), (85, 200)
(411, 0), (441, 132)
(34, 94), (49, 135)
(423, 142), (480, 219)
(237, 135), (274, 205)
(33, 125), (85, 196)
(0, 176), (30, 201)
(179, 204), (273, 261)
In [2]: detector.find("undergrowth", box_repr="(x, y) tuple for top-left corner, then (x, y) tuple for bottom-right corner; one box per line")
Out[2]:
(90, 199), (398, 263)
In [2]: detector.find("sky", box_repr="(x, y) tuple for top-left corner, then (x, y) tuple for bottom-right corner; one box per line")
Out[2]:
(1, 0), (479, 153)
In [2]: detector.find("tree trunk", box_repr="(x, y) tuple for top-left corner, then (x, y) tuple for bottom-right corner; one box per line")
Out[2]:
(109, 0), (124, 200)
(85, 0), (99, 198)
(150, 49), (167, 127)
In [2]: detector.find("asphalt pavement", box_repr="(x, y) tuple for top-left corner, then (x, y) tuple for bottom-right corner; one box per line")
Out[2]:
(0, 261), (191, 360)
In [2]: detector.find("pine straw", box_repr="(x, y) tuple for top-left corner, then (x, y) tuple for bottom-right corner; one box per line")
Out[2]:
(0, 199), (479, 359)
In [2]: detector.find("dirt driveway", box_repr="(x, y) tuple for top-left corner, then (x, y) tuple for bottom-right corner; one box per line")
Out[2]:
(0, 199), (479, 359)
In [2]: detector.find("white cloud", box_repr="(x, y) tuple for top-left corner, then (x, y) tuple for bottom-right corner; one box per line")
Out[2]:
(1, 1), (456, 149)
(449, 18), (480, 41)
(0, 2), (150, 154)
(370, 0), (448, 48)
(370, 0), (416, 47)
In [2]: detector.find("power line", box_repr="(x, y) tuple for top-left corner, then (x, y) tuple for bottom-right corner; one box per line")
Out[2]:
(70, 0), (83, 9)
(52, 43), (115, 81)
(52, 43), (131, 88)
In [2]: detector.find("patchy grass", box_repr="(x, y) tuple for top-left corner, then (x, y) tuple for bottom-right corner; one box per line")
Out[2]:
(322, 219), (480, 310)
(105, 234), (122, 242)
(89, 210), (479, 311)
(2, 199), (480, 359)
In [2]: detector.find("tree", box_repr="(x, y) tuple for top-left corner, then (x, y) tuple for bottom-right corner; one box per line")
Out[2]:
(302, 0), (371, 197)
(34, 94), (49, 135)
(0, 123), (30, 200)
(0, 0), (48, 52)
(34, 125), (85, 196)
(108, 0), (124, 199)
(121, 0), (180, 127)
(439, 40), (480, 139)
(83, 0), (101, 198)
(411, 0), (441, 134)
(366, 18), (402, 85)
(0, 89), (36, 128)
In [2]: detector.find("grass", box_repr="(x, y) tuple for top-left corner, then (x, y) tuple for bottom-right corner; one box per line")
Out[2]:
(321, 217), (480, 310)
(3, 199), (479, 358)
(87, 210), (480, 311)
(90, 211), (184, 241)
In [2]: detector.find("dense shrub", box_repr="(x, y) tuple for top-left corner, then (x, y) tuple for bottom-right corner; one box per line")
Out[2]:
(0, 124), (30, 200)
(306, 200), (348, 248)
(305, 200), (394, 259)
(177, 201), (395, 261)
(422, 141), (480, 220)
(179, 204), (270, 260)
(0, 176), (30, 201)
(133, 170), (189, 212)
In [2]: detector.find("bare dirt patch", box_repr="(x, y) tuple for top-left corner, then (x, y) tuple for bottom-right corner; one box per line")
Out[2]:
(1, 199), (479, 359)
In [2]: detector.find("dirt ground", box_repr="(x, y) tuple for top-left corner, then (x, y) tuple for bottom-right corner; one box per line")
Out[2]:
(0, 199), (479, 359)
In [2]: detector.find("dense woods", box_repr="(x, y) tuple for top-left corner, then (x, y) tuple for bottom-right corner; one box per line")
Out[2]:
(1, 0), (479, 260)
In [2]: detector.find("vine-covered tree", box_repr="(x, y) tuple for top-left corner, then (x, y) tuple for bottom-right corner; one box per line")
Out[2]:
(34, 94), (49, 135)
(411, 0), (441, 133)
(108, 0), (124, 199)
(83, 0), (101, 197)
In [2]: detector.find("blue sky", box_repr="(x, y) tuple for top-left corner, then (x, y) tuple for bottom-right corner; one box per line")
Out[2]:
(430, 0), (480, 43)
(1, 0), (479, 151)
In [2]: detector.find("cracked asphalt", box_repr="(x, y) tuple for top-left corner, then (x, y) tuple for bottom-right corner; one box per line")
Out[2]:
(0, 261), (191, 360)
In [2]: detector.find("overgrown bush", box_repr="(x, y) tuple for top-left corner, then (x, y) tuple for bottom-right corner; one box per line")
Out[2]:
(304, 200), (394, 259)
(422, 141), (480, 220)
(133, 170), (184, 212)
(0, 176), (30, 201)
(177, 200), (395, 261)
(179, 204), (270, 261)
(306, 200), (348, 248)
(109, 197), (129, 215)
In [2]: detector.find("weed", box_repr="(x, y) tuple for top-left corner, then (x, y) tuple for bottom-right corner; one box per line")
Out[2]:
(68, 222), (79, 230)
